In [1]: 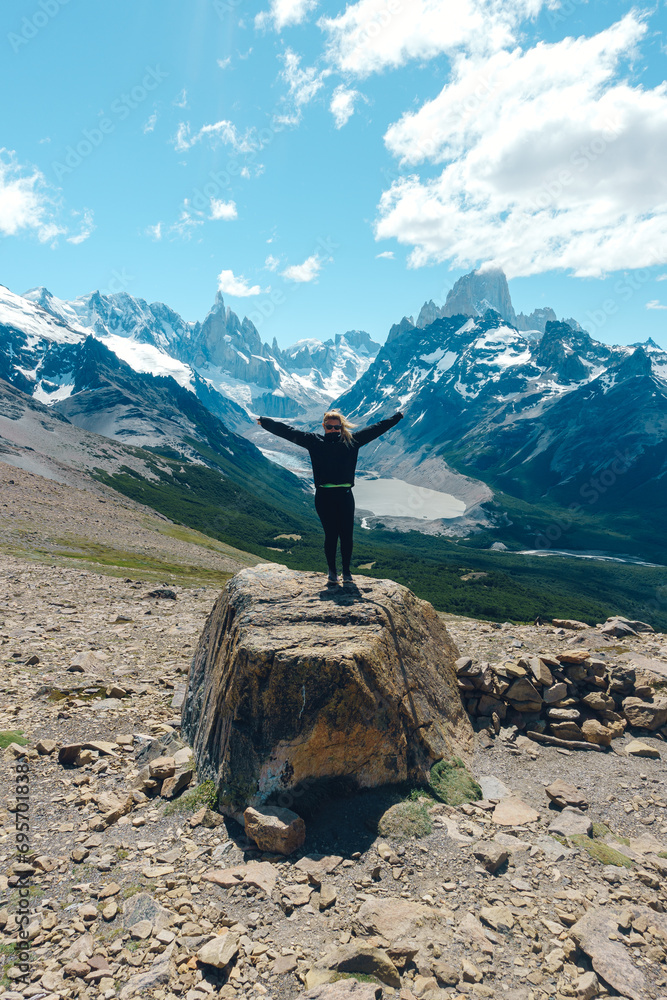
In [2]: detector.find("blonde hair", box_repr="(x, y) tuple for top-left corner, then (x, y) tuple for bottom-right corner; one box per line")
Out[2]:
(323, 409), (356, 445)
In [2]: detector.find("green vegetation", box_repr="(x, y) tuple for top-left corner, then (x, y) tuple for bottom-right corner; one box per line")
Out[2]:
(96, 456), (667, 629)
(428, 757), (482, 806)
(164, 779), (217, 815)
(34, 537), (236, 587)
(331, 973), (382, 985)
(569, 835), (634, 868)
(377, 800), (433, 839)
(0, 731), (27, 749)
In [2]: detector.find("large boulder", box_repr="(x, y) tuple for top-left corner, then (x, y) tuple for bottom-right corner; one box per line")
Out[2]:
(182, 565), (472, 817)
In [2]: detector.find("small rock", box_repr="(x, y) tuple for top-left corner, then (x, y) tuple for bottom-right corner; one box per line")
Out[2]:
(244, 805), (306, 856)
(573, 971), (600, 999)
(197, 932), (240, 969)
(543, 682), (568, 704)
(130, 919), (153, 939)
(625, 740), (660, 759)
(548, 807), (593, 838)
(622, 696), (667, 730)
(461, 958), (483, 983)
(101, 901), (118, 921)
(148, 755), (176, 780)
(79, 903), (98, 923)
(36, 739), (57, 755)
(479, 904), (514, 932)
(431, 959), (460, 986)
(492, 797), (539, 826)
(472, 841), (509, 873)
(545, 780), (588, 810)
(580, 719), (613, 746)
(319, 883), (337, 910)
(272, 954), (298, 975)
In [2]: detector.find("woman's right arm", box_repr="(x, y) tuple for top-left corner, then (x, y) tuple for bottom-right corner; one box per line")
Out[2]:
(257, 416), (312, 449)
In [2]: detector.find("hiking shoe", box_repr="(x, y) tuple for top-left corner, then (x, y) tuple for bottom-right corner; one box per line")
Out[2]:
(327, 571), (338, 585)
(342, 572), (353, 584)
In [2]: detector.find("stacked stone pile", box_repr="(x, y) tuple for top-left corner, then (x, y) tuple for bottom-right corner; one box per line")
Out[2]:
(457, 621), (667, 747)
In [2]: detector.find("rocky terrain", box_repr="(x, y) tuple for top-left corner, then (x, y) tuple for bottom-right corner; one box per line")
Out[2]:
(1, 535), (667, 1000)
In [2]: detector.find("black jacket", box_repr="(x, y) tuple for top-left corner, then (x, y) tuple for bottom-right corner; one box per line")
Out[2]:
(259, 413), (402, 487)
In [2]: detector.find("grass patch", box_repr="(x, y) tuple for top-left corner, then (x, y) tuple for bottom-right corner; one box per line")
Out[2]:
(377, 801), (433, 839)
(658, 851), (667, 859)
(331, 972), (382, 985)
(121, 884), (146, 900)
(570, 835), (634, 868)
(0, 731), (27, 749)
(591, 822), (612, 839)
(163, 780), (217, 815)
(428, 757), (482, 806)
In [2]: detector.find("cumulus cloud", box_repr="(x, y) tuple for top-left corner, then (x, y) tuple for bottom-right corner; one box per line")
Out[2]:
(265, 253), (281, 270)
(0, 148), (63, 243)
(320, 0), (550, 78)
(375, 14), (667, 277)
(281, 253), (324, 282)
(217, 56), (231, 69)
(376, 250), (394, 259)
(66, 208), (95, 245)
(646, 300), (667, 310)
(146, 222), (163, 241)
(330, 85), (359, 128)
(256, 0), (318, 32)
(210, 199), (238, 221)
(217, 268), (265, 296)
(143, 112), (158, 134)
(173, 88), (188, 108)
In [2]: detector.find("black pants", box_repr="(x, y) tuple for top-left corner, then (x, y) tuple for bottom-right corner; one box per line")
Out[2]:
(314, 487), (355, 575)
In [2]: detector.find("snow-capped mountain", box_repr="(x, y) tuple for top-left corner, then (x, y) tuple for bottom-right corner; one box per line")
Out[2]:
(16, 285), (378, 425)
(334, 307), (667, 519)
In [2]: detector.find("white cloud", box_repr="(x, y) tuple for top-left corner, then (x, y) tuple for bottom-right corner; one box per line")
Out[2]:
(646, 300), (667, 310)
(320, 0), (550, 78)
(217, 268), (264, 296)
(173, 88), (188, 108)
(375, 14), (667, 278)
(281, 253), (324, 282)
(657, 273), (667, 282)
(170, 202), (204, 240)
(143, 112), (158, 134)
(66, 208), (95, 245)
(256, 0), (318, 32)
(0, 148), (64, 243)
(376, 250), (394, 259)
(146, 222), (163, 241)
(276, 49), (328, 125)
(330, 85), (359, 128)
(172, 119), (257, 154)
(210, 199), (238, 221)
(217, 56), (232, 69)
(265, 253), (281, 270)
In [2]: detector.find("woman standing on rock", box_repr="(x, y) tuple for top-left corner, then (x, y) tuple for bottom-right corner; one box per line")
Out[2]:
(257, 409), (403, 585)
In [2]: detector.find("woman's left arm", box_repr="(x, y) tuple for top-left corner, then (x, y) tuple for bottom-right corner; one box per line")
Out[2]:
(354, 411), (403, 447)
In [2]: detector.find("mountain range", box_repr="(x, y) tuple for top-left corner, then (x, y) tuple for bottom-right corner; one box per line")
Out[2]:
(1, 268), (666, 563)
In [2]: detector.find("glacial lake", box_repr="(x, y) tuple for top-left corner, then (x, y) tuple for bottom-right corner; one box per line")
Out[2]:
(353, 477), (466, 521)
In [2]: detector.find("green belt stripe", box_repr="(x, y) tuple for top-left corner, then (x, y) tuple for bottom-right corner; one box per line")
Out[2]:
(320, 483), (352, 488)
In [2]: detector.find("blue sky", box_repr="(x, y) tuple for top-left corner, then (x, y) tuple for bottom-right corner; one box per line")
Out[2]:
(1, 0), (666, 349)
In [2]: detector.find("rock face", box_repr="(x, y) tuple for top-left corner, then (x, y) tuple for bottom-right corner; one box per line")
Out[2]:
(182, 565), (471, 816)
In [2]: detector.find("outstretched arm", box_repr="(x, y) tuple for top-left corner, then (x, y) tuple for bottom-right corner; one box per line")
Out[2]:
(257, 416), (314, 449)
(354, 411), (403, 447)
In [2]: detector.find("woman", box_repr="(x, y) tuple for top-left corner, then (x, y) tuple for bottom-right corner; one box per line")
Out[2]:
(257, 408), (403, 584)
